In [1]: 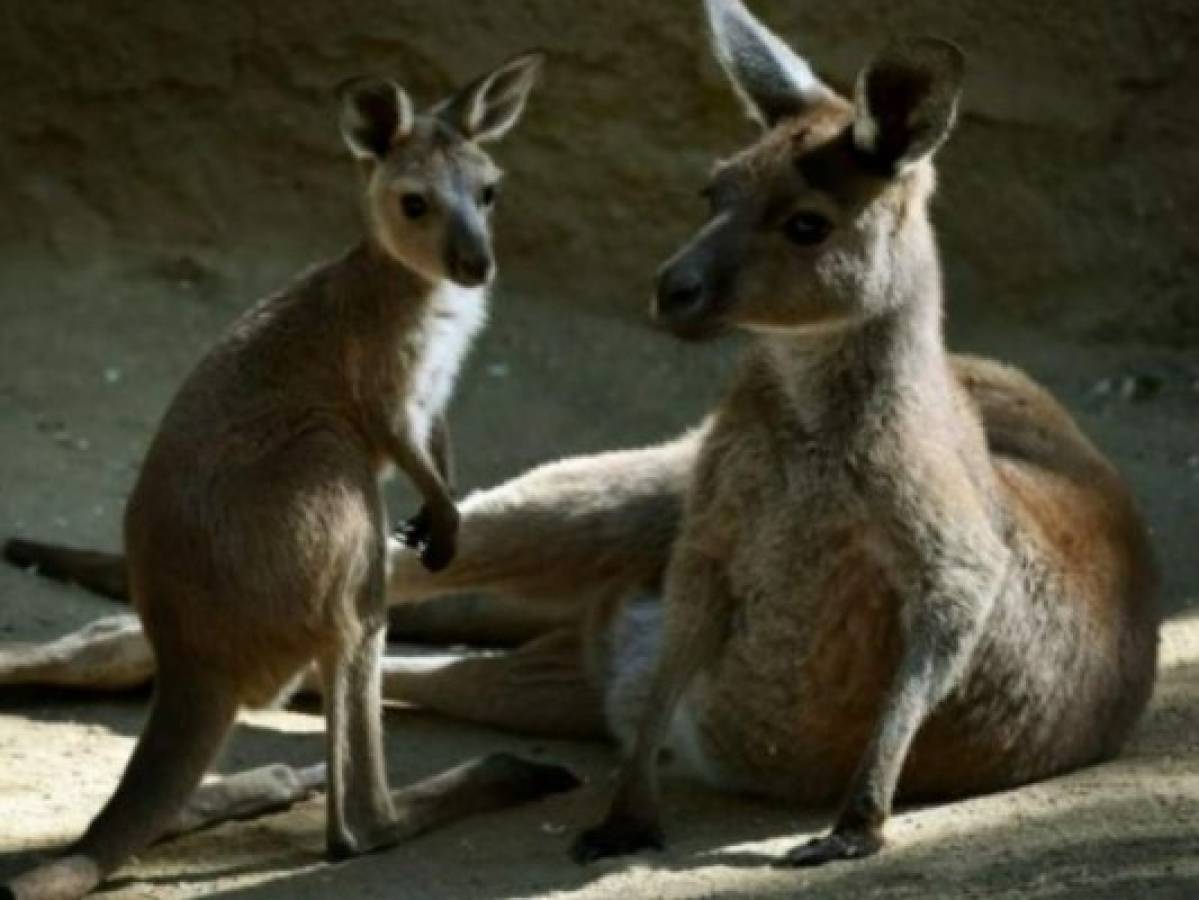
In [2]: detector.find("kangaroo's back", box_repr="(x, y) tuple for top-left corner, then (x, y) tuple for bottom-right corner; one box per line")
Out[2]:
(923, 356), (1160, 780)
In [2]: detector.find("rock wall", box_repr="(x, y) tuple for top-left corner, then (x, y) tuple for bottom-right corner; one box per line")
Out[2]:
(1, 0), (1196, 342)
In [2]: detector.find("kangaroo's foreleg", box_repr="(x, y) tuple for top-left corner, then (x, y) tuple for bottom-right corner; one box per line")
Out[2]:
(429, 414), (455, 492)
(388, 431), (460, 573)
(571, 549), (732, 863)
(780, 471), (1011, 867)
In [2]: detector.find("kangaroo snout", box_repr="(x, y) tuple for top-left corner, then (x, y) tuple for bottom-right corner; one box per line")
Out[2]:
(446, 217), (494, 288)
(654, 266), (705, 321)
(652, 261), (726, 341)
(448, 244), (494, 287)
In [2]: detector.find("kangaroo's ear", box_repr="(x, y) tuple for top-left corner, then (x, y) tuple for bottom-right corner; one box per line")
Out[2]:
(704, 0), (832, 128)
(852, 38), (965, 175)
(339, 77), (414, 161)
(437, 50), (545, 144)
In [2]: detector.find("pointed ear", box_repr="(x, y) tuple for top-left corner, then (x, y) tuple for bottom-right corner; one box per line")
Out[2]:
(704, 0), (832, 128)
(437, 50), (545, 144)
(338, 77), (414, 161)
(852, 38), (965, 175)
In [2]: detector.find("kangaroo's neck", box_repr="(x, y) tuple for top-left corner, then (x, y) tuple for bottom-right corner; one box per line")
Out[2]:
(758, 274), (952, 439)
(350, 238), (439, 308)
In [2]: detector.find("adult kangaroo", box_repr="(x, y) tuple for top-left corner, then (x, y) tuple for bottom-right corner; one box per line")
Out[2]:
(4, 0), (1158, 875)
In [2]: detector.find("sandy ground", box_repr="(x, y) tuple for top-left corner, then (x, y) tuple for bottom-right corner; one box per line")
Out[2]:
(1, 261), (1198, 898)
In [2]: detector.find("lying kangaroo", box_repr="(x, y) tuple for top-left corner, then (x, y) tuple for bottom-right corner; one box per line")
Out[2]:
(3, 0), (1158, 876)
(2, 50), (581, 900)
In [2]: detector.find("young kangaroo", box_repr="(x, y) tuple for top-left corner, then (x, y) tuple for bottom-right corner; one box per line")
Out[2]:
(4, 51), (558, 900)
(2, 0), (1159, 877)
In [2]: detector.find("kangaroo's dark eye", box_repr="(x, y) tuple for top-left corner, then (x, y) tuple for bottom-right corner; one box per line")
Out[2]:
(480, 184), (498, 207)
(401, 193), (429, 220)
(783, 211), (833, 246)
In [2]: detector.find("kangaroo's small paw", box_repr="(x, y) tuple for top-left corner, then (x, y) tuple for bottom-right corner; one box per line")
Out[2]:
(481, 753), (582, 803)
(776, 826), (883, 868)
(395, 507), (432, 549)
(419, 533), (457, 572)
(570, 815), (664, 865)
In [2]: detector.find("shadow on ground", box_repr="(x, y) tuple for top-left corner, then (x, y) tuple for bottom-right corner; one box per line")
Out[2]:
(0, 613), (1196, 899)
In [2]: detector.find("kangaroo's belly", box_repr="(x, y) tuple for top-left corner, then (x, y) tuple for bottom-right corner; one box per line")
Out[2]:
(604, 525), (907, 800)
(686, 533), (905, 801)
(613, 527), (1125, 804)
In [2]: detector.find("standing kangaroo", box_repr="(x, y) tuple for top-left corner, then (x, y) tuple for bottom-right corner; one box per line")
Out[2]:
(2, 51), (578, 900)
(3, 0), (1158, 876)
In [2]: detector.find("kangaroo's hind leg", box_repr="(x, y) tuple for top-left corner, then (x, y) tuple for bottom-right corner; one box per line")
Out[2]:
(0, 614), (153, 690)
(378, 625), (607, 740)
(316, 509), (400, 861)
(320, 618), (396, 860)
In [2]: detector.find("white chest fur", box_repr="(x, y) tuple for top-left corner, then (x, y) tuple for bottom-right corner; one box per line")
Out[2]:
(404, 282), (488, 448)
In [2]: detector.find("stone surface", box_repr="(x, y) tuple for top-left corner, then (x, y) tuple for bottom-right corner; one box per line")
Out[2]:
(1, 0), (1196, 343)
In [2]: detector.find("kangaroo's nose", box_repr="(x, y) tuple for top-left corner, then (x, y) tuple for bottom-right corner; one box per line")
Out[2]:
(653, 269), (706, 323)
(449, 247), (494, 288)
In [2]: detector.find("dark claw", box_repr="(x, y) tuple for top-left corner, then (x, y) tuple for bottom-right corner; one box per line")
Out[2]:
(396, 507), (432, 549)
(420, 535), (456, 572)
(776, 827), (883, 868)
(570, 816), (664, 865)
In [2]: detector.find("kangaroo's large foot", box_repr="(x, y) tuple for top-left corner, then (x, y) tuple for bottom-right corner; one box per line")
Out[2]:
(570, 814), (665, 864)
(326, 825), (401, 863)
(776, 826), (883, 868)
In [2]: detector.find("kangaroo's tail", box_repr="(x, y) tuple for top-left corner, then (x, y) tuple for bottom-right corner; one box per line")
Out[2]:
(4, 539), (130, 602)
(5, 669), (236, 900)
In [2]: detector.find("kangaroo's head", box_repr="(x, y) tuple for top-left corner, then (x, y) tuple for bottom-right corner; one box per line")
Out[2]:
(340, 51), (544, 288)
(655, 0), (964, 340)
